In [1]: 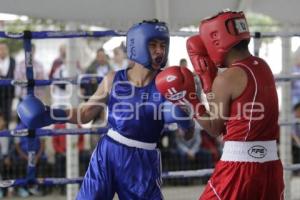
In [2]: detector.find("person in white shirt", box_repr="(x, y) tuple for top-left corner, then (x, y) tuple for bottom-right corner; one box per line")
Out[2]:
(111, 46), (129, 71)
(0, 42), (16, 127)
(84, 48), (111, 96)
(0, 110), (13, 197)
(14, 44), (46, 100)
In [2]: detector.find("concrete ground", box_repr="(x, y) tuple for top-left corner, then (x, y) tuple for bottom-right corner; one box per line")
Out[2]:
(2, 177), (300, 200)
(1, 185), (203, 200)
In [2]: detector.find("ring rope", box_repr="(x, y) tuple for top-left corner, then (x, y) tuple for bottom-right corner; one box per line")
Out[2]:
(0, 77), (103, 87)
(1, 163), (300, 188)
(0, 30), (125, 39)
(0, 127), (108, 137)
(0, 73), (299, 88)
(1, 29), (299, 191)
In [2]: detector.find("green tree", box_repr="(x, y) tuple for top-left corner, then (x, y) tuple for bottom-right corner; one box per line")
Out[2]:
(1, 18), (66, 55)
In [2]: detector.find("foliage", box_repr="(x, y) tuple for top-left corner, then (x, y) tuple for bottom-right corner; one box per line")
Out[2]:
(245, 12), (280, 43)
(246, 12), (279, 32)
(0, 18), (67, 55)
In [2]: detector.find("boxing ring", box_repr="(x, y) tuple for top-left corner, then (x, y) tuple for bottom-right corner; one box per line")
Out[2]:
(0, 30), (300, 200)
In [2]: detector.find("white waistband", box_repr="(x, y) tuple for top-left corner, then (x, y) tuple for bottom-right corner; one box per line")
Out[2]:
(221, 140), (279, 163)
(107, 129), (157, 150)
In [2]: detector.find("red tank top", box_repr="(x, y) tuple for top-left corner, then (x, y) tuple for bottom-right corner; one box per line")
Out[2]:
(223, 56), (279, 141)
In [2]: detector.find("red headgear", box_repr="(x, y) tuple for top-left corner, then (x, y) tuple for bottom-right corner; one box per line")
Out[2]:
(200, 10), (250, 67)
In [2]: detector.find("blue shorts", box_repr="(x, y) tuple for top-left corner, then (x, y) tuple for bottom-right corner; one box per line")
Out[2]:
(76, 135), (163, 200)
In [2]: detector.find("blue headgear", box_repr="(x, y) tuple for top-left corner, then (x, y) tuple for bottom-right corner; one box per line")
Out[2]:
(126, 19), (170, 69)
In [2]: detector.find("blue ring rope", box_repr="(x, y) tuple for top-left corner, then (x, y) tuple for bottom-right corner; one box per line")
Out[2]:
(2, 29), (298, 189)
(0, 30), (125, 39)
(0, 76), (103, 87)
(1, 163), (300, 188)
(0, 127), (108, 137)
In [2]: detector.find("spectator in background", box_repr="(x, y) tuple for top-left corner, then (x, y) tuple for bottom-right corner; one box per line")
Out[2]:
(179, 58), (188, 68)
(15, 123), (47, 197)
(52, 124), (88, 194)
(292, 102), (300, 167)
(292, 47), (300, 105)
(200, 129), (222, 165)
(49, 44), (68, 106)
(49, 44), (66, 80)
(111, 46), (129, 71)
(83, 48), (111, 147)
(84, 48), (111, 96)
(0, 42), (16, 128)
(49, 44), (83, 105)
(0, 111), (13, 198)
(175, 122), (213, 170)
(51, 124), (67, 195)
(86, 48), (111, 77)
(15, 44), (46, 100)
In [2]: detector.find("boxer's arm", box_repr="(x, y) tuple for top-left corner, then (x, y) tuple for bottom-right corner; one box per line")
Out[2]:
(187, 35), (218, 93)
(17, 71), (115, 128)
(163, 101), (194, 131)
(67, 71), (115, 124)
(195, 67), (247, 136)
(196, 74), (231, 135)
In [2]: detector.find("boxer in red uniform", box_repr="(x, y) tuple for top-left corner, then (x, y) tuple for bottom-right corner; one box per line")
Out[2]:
(156, 10), (284, 200)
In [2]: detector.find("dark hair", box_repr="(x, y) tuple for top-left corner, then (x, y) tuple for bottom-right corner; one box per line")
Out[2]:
(0, 110), (4, 119)
(179, 58), (187, 64)
(0, 41), (8, 45)
(141, 19), (160, 24)
(96, 48), (105, 54)
(232, 40), (250, 51)
(294, 102), (300, 111)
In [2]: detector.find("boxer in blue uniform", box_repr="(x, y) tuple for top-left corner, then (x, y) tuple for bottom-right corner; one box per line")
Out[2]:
(17, 19), (193, 200)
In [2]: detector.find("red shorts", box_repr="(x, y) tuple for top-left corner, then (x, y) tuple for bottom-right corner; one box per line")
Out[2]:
(199, 160), (284, 200)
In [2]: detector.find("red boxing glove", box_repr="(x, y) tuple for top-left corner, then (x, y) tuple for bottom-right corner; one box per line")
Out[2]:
(186, 35), (218, 93)
(155, 66), (206, 117)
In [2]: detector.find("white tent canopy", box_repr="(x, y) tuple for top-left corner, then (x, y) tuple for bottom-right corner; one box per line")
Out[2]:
(1, 1), (299, 200)
(1, 0), (300, 31)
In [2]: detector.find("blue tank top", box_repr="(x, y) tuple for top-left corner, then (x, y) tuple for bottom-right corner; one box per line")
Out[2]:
(107, 69), (165, 143)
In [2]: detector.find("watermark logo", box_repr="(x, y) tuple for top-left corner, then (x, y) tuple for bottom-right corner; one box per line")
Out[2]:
(129, 38), (136, 58)
(4, 32), (24, 38)
(166, 75), (177, 82)
(248, 145), (267, 158)
(167, 90), (187, 101)
(48, 79), (266, 125)
(234, 18), (249, 33)
(0, 180), (15, 188)
(155, 25), (167, 32)
(25, 51), (33, 66)
(28, 151), (36, 167)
